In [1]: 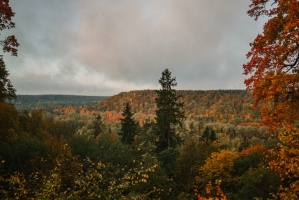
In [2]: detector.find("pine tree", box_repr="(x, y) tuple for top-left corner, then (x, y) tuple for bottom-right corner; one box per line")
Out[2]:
(155, 69), (185, 152)
(0, 1), (18, 102)
(0, 56), (16, 102)
(92, 114), (104, 138)
(201, 126), (217, 144)
(120, 102), (138, 144)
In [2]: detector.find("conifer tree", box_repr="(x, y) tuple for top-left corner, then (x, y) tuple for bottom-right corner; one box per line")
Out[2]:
(0, 0), (18, 102)
(92, 114), (104, 138)
(201, 126), (217, 144)
(155, 69), (185, 152)
(120, 102), (138, 144)
(0, 57), (16, 102)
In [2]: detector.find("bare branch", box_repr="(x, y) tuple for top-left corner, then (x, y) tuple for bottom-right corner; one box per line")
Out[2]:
(285, 53), (299, 67)
(284, 53), (299, 73)
(271, 0), (279, 6)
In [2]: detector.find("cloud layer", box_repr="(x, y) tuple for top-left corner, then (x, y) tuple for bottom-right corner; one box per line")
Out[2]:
(5, 0), (264, 95)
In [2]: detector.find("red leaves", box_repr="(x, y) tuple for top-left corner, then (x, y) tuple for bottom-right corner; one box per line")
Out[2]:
(247, 0), (270, 20)
(0, 0), (18, 56)
(2, 35), (19, 56)
(244, 0), (299, 131)
(245, 2), (299, 197)
(0, 0), (15, 30)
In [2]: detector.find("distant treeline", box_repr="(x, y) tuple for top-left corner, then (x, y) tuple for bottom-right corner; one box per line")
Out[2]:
(13, 95), (108, 105)
(12, 95), (109, 112)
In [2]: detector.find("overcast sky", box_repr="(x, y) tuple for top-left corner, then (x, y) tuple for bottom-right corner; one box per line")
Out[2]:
(4, 1), (264, 96)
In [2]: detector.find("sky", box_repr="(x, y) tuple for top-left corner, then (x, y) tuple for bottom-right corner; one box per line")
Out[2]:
(4, 0), (265, 96)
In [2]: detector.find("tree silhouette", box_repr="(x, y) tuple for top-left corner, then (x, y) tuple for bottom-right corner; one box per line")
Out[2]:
(155, 69), (185, 152)
(201, 126), (217, 144)
(120, 102), (138, 144)
(92, 114), (104, 138)
(0, 57), (16, 102)
(0, 0), (18, 102)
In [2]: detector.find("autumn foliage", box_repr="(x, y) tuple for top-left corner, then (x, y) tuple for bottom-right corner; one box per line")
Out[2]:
(244, 0), (299, 198)
(2, 0), (299, 198)
(268, 124), (299, 199)
(243, 0), (299, 131)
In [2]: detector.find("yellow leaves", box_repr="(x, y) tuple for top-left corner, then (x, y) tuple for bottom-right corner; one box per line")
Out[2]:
(141, 178), (147, 183)
(142, 174), (149, 179)
(196, 149), (238, 191)
(96, 161), (105, 169)
(268, 124), (299, 198)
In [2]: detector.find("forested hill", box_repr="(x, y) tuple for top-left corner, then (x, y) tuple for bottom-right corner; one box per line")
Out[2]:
(13, 95), (108, 111)
(88, 90), (261, 126)
(13, 94), (108, 104)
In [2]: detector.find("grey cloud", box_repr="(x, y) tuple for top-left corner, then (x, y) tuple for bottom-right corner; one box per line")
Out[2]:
(6, 1), (263, 95)
(12, 73), (117, 96)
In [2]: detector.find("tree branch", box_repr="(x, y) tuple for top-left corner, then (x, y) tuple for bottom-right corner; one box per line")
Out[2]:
(284, 53), (299, 73)
(285, 53), (299, 67)
(271, 0), (279, 6)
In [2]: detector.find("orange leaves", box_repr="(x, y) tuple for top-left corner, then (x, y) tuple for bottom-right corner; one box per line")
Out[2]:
(245, 1), (299, 197)
(197, 180), (227, 200)
(268, 124), (299, 198)
(240, 144), (265, 156)
(247, 0), (270, 20)
(244, 18), (299, 130)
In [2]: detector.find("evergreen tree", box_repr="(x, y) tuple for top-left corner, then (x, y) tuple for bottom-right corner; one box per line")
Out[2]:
(238, 136), (249, 152)
(0, 57), (16, 102)
(120, 102), (138, 144)
(0, 0), (18, 102)
(201, 126), (217, 144)
(155, 69), (185, 152)
(92, 114), (104, 138)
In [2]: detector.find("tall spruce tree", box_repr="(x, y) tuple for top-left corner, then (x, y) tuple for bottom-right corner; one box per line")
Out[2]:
(155, 69), (185, 152)
(201, 126), (217, 144)
(120, 102), (138, 144)
(0, 57), (16, 102)
(92, 114), (104, 138)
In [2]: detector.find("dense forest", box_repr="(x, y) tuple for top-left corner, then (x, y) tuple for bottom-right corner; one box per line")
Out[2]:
(1, 89), (279, 199)
(89, 89), (260, 125)
(13, 90), (269, 150)
(13, 95), (108, 112)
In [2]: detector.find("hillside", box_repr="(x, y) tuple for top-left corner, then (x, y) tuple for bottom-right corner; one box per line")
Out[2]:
(88, 90), (261, 128)
(12, 90), (262, 135)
